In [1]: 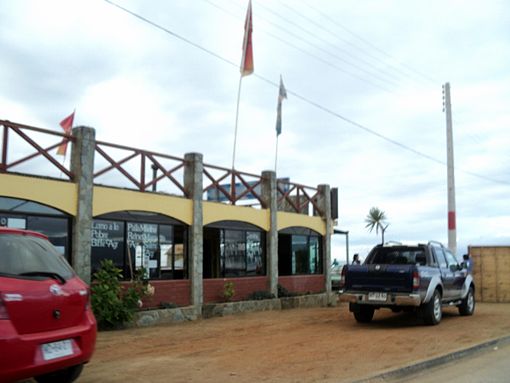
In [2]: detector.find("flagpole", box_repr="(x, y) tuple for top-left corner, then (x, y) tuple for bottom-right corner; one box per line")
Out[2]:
(231, 75), (243, 170)
(232, 0), (253, 171)
(274, 134), (279, 173)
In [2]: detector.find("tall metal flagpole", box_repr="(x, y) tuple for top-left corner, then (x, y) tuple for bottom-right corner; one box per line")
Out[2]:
(274, 134), (279, 173)
(231, 0), (253, 171)
(443, 82), (457, 255)
(231, 76), (243, 170)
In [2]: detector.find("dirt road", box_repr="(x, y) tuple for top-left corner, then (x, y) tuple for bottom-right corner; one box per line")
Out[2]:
(80, 302), (510, 383)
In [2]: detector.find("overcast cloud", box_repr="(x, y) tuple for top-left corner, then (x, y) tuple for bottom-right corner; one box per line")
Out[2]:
(1, 0), (509, 261)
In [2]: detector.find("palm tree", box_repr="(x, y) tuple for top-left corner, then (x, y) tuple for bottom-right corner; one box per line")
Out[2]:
(365, 207), (389, 244)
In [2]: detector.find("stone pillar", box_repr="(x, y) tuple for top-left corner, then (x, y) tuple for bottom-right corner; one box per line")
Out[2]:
(184, 153), (203, 312)
(317, 184), (332, 297)
(70, 126), (96, 284)
(261, 171), (278, 297)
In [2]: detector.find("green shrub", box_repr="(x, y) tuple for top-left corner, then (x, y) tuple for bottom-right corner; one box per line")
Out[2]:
(91, 260), (150, 330)
(246, 290), (275, 300)
(222, 281), (235, 302)
(277, 283), (297, 298)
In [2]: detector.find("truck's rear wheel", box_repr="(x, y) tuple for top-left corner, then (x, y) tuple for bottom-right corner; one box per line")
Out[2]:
(353, 305), (375, 323)
(422, 289), (442, 325)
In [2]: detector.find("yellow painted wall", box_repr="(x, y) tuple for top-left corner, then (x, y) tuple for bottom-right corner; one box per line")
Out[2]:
(277, 211), (326, 235)
(0, 174), (326, 234)
(93, 186), (193, 225)
(203, 201), (269, 230)
(0, 173), (77, 215)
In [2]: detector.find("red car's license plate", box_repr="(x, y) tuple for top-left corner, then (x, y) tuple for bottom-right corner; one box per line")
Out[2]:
(41, 339), (74, 361)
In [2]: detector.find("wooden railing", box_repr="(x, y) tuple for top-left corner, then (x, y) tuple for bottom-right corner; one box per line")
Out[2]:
(203, 163), (264, 207)
(0, 120), (74, 179)
(277, 179), (323, 216)
(94, 140), (187, 196)
(0, 120), (324, 216)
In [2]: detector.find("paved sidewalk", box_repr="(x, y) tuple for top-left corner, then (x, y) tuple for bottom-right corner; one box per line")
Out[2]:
(356, 335), (510, 383)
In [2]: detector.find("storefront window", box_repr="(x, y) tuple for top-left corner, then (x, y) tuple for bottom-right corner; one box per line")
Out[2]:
(246, 231), (263, 276)
(223, 230), (246, 277)
(91, 219), (125, 274)
(91, 212), (187, 280)
(0, 197), (71, 261)
(127, 222), (158, 279)
(309, 236), (320, 274)
(204, 222), (265, 278)
(292, 235), (308, 274)
(278, 228), (323, 276)
(27, 216), (70, 258)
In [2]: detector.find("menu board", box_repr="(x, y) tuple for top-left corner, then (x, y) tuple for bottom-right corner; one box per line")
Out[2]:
(91, 220), (124, 274)
(127, 222), (159, 279)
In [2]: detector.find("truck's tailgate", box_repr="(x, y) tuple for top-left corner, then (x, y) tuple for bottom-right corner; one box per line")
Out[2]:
(346, 264), (415, 293)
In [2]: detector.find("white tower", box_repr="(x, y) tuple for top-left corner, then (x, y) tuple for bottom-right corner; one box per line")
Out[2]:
(443, 83), (457, 255)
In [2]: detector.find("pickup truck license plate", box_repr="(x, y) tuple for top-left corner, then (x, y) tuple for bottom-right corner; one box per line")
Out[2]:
(368, 292), (387, 302)
(41, 339), (74, 361)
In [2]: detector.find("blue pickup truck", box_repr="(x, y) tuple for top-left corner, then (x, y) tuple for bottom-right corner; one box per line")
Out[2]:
(339, 241), (475, 325)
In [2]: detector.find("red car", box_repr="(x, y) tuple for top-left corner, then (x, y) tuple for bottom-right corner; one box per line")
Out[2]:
(0, 227), (96, 383)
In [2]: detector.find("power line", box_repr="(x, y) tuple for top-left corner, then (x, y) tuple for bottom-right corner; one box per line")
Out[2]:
(251, 0), (403, 89)
(299, 0), (439, 84)
(103, 0), (238, 69)
(276, 0), (408, 85)
(102, 0), (509, 186)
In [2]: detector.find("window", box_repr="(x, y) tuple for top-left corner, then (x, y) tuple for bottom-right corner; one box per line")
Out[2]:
(127, 222), (159, 279)
(246, 231), (263, 276)
(0, 198), (71, 261)
(203, 222), (265, 278)
(223, 229), (246, 277)
(278, 228), (323, 276)
(367, 247), (425, 265)
(91, 212), (187, 280)
(444, 249), (458, 267)
(91, 219), (126, 276)
(432, 245), (448, 268)
(0, 233), (74, 280)
(292, 235), (308, 274)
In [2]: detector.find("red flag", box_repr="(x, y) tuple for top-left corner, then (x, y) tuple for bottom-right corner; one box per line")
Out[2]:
(240, 1), (253, 76)
(56, 111), (75, 156)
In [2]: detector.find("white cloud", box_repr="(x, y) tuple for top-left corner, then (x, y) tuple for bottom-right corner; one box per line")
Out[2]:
(1, 0), (509, 257)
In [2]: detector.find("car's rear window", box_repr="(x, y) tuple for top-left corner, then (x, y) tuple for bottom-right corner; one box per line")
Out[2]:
(366, 247), (426, 265)
(0, 234), (74, 280)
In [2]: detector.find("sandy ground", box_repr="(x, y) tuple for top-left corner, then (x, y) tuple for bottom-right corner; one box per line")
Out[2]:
(79, 302), (510, 383)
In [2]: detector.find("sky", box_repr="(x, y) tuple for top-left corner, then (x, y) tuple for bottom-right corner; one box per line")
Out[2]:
(1, 0), (509, 263)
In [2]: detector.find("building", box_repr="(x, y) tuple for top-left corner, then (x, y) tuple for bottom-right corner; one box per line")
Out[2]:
(0, 120), (335, 312)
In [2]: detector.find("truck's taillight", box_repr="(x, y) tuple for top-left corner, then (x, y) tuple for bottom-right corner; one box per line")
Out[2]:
(412, 271), (420, 290)
(0, 297), (9, 320)
(339, 266), (347, 289)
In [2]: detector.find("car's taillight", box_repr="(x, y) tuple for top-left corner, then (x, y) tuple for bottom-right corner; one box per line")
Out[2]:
(412, 271), (420, 290)
(80, 288), (91, 311)
(0, 297), (9, 320)
(339, 266), (347, 289)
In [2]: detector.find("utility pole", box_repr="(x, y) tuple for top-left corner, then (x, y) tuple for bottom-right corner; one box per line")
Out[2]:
(443, 82), (457, 255)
